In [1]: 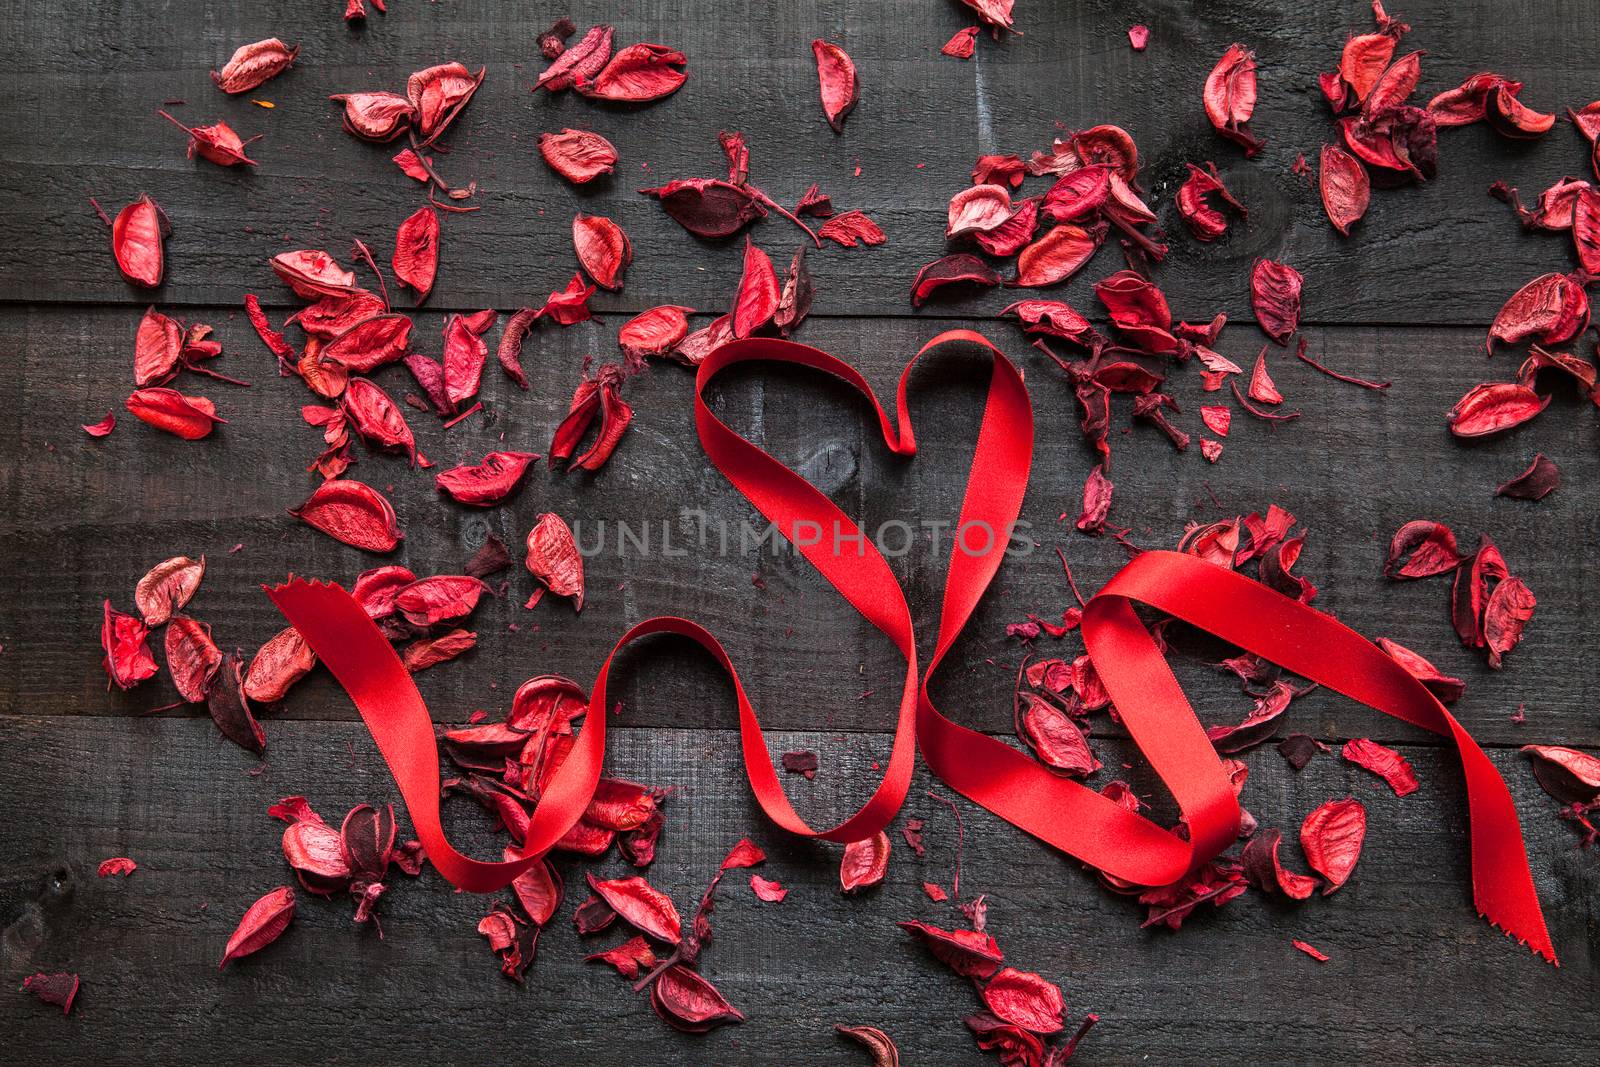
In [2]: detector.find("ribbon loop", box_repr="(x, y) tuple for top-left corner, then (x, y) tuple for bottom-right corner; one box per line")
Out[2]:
(268, 330), (1555, 963)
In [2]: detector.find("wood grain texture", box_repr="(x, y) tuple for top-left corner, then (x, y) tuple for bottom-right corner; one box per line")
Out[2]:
(4, 0), (1600, 1061)
(1, 715), (1595, 1065)
(2, 1), (1598, 320)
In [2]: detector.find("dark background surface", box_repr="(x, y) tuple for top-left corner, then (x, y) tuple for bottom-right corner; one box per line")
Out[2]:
(2, 1), (1598, 1063)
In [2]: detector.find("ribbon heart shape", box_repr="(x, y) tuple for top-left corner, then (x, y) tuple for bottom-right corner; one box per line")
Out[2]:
(269, 329), (1555, 962)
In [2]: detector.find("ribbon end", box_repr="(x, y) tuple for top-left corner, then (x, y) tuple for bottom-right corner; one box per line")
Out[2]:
(1481, 908), (1559, 966)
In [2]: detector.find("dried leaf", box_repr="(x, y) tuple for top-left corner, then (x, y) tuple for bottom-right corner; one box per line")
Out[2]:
(572, 213), (632, 291)
(213, 39), (298, 94)
(539, 128), (618, 184)
(112, 195), (169, 288)
(1496, 453), (1559, 501)
(980, 967), (1064, 1035)
(587, 873), (682, 944)
(1250, 259), (1302, 344)
(435, 451), (537, 505)
(126, 388), (222, 439)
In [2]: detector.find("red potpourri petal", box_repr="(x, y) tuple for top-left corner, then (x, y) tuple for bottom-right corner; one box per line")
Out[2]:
(525, 513), (585, 610)
(1300, 797), (1367, 894)
(539, 128), (618, 184)
(1342, 737), (1419, 796)
(290, 479), (403, 552)
(220, 886), (295, 968)
(393, 206), (440, 302)
(811, 39), (858, 132)
(839, 830), (890, 892)
(212, 38), (298, 94)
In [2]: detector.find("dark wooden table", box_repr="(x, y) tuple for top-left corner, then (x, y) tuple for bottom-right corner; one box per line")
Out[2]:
(3, 1), (1597, 1063)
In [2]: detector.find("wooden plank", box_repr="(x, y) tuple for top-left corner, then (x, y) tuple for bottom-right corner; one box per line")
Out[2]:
(1, 715), (1593, 1065)
(2, 1), (1596, 319)
(2, 305), (1593, 747)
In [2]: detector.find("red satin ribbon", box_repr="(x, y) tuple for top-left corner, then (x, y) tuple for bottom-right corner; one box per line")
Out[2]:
(268, 329), (1555, 962)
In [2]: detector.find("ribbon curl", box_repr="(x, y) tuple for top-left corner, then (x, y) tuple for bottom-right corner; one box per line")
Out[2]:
(268, 330), (1555, 962)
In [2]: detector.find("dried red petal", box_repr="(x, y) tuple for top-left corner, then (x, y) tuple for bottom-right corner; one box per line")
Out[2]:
(1489, 272), (1589, 350)
(980, 967), (1064, 1036)
(1485, 82), (1556, 139)
(1094, 269), (1177, 354)
(940, 26), (980, 60)
(281, 817), (350, 895)
(818, 209), (886, 247)
(83, 412), (117, 437)
(159, 111), (260, 166)
(642, 178), (766, 239)
(1385, 520), (1463, 579)
(836, 1024), (900, 1065)
(651, 965), (745, 1032)
(1483, 576), (1536, 669)
(392, 206), (440, 302)
(406, 62), (486, 144)
(721, 838), (767, 869)
(840, 830), (890, 892)
(1205, 44), (1263, 155)
(112, 195), (168, 288)
(578, 43), (686, 103)
(1020, 695), (1099, 776)
(525, 513), (584, 610)
(126, 388), (222, 439)
(732, 237), (779, 338)
(329, 91), (414, 142)
(573, 213), (632, 291)
(1207, 680), (1295, 754)
(291, 479), (403, 553)
(272, 250), (359, 301)
(538, 24), (614, 92)
(749, 875), (787, 902)
(620, 305), (694, 360)
(1342, 737), (1419, 796)
(509, 858), (564, 926)
(213, 38), (298, 94)
(1013, 224), (1101, 288)
(1199, 404), (1231, 437)
(539, 128), (618, 184)
(1496, 453), (1560, 501)
(776, 245), (815, 334)
(220, 886), (295, 969)
(164, 615), (222, 702)
(1242, 827), (1319, 900)
(134, 555), (204, 626)
(812, 39), (858, 132)
(1300, 797), (1367, 894)
(1521, 745), (1600, 805)
(98, 857), (137, 877)
(352, 565), (416, 619)
(1177, 162), (1246, 240)
(244, 626), (316, 703)
(538, 272), (597, 326)
(948, 184), (1016, 237)
(1250, 258), (1302, 344)
(587, 873), (681, 944)
(401, 628), (476, 671)
(1376, 637), (1464, 704)
(910, 254), (1000, 307)
(898, 920), (1003, 978)
(1248, 346), (1283, 404)
(549, 364), (633, 470)
(434, 451), (536, 506)
(101, 599), (157, 689)
(1318, 143), (1370, 235)
(207, 651), (264, 754)
(586, 935), (657, 978)
(477, 904), (535, 981)
(1074, 464), (1113, 535)
(966, 1013), (1045, 1063)
(441, 313), (490, 409)
(1449, 382), (1550, 438)
(133, 307), (185, 386)
(395, 575), (488, 628)
(1129, 24), (1150, 50)
(962, 0), (1014, 32)
(21, 973), (80, 1014)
